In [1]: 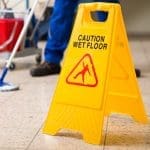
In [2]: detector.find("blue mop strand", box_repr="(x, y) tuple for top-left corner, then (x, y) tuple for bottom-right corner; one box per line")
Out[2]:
(0, 67), (19, 91)
(0, 67), (8, 85)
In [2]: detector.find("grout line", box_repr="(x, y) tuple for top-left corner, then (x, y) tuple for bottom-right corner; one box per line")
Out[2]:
(103, 116), (110, 150)
(25, 123), (44, 150)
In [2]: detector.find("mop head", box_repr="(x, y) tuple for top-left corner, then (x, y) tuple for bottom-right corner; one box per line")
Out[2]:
(0, 81), (19, 92)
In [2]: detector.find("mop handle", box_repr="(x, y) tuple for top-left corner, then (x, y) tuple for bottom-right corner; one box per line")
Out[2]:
(6, 0), (39, 68)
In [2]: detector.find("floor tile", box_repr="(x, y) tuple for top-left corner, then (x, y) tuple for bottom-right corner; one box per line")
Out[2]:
(28, 130), (104, 150)
(0, 40), (150, 150)
(104, 115), (150, 150)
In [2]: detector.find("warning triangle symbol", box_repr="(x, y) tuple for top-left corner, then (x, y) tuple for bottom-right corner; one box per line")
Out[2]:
(66, 53), (98, 87)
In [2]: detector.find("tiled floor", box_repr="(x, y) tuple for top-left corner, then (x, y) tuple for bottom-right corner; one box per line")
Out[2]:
(0, 39), (150, 150)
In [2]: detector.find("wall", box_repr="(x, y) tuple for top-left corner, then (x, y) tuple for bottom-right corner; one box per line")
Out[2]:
(1, 0), (149, 35)
(120, 0), (150, 35)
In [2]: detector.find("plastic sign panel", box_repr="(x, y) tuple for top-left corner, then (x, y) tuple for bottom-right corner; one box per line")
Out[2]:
(43, 2), (148, 145)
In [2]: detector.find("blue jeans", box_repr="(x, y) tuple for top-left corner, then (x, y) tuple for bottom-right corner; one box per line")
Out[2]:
(44, 0), (119, 64)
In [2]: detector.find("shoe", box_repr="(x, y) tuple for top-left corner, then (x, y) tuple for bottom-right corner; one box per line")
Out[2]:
(30, 62), (61, 77)
(135, 68), (141, 78)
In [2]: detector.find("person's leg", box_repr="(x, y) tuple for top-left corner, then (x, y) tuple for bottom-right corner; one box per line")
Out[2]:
(30, 0), (79, 76)
(44, 0), (79, 64)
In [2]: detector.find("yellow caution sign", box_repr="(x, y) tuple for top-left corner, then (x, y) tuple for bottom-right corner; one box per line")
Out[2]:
(43, 2), (148, 144)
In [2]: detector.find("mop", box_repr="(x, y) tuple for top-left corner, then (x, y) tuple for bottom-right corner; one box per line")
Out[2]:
(0, 0), (39, 92)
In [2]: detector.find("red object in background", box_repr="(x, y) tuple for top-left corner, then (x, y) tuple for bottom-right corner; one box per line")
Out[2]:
(0, 18), (24, 52)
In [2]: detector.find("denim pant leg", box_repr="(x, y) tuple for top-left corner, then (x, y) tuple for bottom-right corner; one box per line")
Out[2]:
(44, 0), (79, 64)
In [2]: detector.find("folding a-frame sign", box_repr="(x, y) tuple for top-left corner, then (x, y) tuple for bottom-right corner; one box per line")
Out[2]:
(43, 3), (148, 145)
